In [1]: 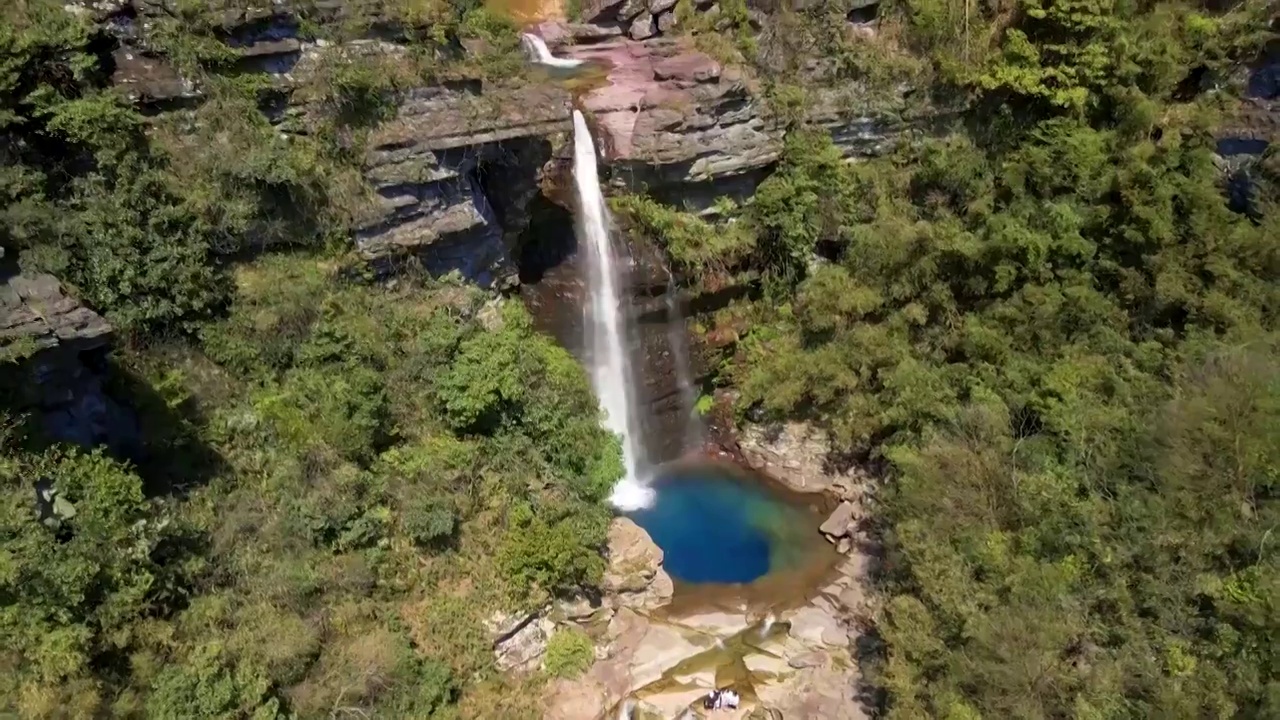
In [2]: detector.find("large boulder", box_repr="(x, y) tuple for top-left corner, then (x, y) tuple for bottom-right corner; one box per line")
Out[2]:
(487, 610), (554, 672)
(819, 501), (856, 539)
(575, 0), (628, 23)
(603, 518), (674, 610)
(1, 270), (137, 454)
(740, 421), (873, 501)
(628, 12), (657, 40)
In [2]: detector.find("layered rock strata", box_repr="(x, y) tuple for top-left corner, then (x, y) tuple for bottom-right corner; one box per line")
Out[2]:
(0, 269), (137, 452)
(85, 0), (921, 284)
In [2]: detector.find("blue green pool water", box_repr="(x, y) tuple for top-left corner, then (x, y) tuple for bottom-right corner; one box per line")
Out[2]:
(629, 462), (820, 585)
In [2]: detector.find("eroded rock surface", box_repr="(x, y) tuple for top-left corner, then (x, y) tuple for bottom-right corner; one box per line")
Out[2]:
(738, 421), (867, 498)
(603, 518), (675, 610)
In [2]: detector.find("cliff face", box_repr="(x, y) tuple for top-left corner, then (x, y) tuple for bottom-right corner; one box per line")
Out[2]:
(0, 268), (138, 453)
(90, 0), (918, 286)
(355, 83), (573, 285)
(60, 1), (917, 463)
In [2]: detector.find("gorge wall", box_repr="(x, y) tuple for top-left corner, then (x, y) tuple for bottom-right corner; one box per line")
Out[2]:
(81, 0), (923, 288)
(91, 0), (920, 466)
(37, 0), (1276, 468)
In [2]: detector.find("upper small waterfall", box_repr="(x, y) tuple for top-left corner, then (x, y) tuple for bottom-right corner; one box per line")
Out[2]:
(520, 33), (583, 69)
(572, 110), (654, 511)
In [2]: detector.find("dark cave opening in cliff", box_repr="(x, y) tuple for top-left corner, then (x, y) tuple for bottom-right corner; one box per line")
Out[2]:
(515, 193), (577, 285)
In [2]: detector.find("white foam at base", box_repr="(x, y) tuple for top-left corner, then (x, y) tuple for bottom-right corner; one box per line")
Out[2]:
(610, 475), (656, 511)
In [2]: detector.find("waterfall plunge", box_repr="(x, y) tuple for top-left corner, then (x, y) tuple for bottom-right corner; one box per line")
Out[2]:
(572, 110), (655, 511)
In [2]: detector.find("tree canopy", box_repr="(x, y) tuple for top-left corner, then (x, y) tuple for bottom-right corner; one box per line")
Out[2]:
(620, 0), (1280, 716)
(3, 0), (1279, 717)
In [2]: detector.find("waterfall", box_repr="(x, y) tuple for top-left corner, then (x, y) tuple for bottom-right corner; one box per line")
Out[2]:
(520, 33), (583, 69)
(760, 613), (775, 637)
(572, 110), (655, 511)
(665, 275), (702, 450)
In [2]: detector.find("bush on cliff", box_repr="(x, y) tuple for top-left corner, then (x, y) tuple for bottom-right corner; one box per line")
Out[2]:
(544, 628), (595, 679)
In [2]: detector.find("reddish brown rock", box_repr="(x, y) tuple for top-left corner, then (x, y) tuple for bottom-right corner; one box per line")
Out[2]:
(653, 51), (721, 83)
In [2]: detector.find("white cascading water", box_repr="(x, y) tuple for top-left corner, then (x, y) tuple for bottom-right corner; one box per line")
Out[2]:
(520, 33), (584, 69)
(572, 110), (655, 511)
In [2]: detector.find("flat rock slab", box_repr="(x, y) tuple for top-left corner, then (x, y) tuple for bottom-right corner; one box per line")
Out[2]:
(628, 621), (709, 688)
(672, 609), (751, 637)
(787, 606), (846, 649)
(653, 51), (721, 83)
(755, 663), (868, 720)
(743, 652), (794, 677)
(637, 686), (709, 718)
(820, 501), (856, 538)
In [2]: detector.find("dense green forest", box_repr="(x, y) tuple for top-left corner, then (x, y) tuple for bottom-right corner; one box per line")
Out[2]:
(3, 0), (1279, 717)
(1, 1), (610, 717)
(622, 0), (1280, 717)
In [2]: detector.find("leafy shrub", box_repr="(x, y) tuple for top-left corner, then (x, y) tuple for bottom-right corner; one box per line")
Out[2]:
(402, 496), (457, 547)
(544, 628), (594, 679)
(255, 364), (389, 462)
(497, 502), (610, 603)
(146, 644), (283, 720)
(614, 194), (755, 281)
